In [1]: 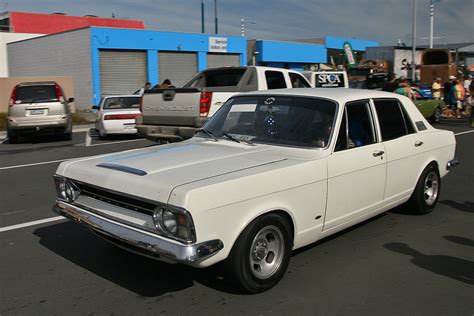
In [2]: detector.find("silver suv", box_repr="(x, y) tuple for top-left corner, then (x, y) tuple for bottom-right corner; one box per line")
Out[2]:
(7, 81), (74, 143)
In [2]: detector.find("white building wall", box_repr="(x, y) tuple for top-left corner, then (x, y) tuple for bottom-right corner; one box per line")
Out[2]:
(0, 33), (44, 77)
(7, 28), (92, 110)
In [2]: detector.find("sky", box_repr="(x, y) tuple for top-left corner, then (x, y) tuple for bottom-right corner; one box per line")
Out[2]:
(2, 0), (473, 46)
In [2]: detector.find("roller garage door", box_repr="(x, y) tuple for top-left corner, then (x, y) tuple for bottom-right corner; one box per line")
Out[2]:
(207, 53), (241, 69)
(99, 50), (147, 96)
(158, 52), (198, 87)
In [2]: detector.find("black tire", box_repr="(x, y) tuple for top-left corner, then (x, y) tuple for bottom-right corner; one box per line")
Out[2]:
(62, 132), (72, 141)
(224, 213), (293, 293)
(7, 129), (19, 144)
(407, 163), (441, 214)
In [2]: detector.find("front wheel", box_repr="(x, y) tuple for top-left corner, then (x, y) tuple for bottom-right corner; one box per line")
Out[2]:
(407, 163), (441, 214)
(224, 213), (293, 293)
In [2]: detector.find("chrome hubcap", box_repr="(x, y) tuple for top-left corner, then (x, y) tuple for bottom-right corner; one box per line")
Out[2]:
(249, 225), (284, 279)
(424, 171), (439, 205)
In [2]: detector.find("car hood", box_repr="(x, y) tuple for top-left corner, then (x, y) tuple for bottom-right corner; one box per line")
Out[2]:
(57, 139), (288, 203)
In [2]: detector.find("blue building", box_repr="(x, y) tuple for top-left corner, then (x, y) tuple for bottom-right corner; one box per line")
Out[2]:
(7, 27), (378, 110)
(7, 27), (247, 109)
(249, 36), (379, 70)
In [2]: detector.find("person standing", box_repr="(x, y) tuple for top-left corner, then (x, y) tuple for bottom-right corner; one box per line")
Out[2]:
(454, 78), (465, 118)
(463, 75), (472, 115)
(394, 77), (414, 100)
(443, 76), (456, 117)
(431, 77), (442, 100)
(139, 82), (151, 95)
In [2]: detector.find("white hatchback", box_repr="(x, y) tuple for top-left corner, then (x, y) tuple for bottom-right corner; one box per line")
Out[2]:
(94, 95), (141, 138)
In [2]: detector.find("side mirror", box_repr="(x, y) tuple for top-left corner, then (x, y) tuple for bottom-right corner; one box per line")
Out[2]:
(92, 105), (100, 111)
(68, 97), (75, 103)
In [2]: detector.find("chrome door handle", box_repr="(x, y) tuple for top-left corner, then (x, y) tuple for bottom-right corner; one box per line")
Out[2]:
(415, 141), (424, 147)
(373, 150), (385, 157)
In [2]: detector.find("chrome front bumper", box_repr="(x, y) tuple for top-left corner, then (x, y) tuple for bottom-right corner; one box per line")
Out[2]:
(53, 200), (223, 266)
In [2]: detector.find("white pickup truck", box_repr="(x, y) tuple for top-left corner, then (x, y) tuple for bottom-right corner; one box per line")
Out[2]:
(136, 66), (311, 142)
(301, 71), (349, 88)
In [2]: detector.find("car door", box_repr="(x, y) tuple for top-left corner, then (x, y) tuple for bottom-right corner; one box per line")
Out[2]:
(372, 98), (423, 203)
(324, 99), (386, 231)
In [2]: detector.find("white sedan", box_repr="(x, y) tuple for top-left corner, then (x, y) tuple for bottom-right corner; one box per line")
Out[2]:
(53, 88), (457, 293)
(94, 95), (141, 138)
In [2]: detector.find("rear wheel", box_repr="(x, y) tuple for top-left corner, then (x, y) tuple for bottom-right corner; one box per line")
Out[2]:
(407, 163), (441, 214)
(7, 129), (19, 144)
(224, 213), (292, 293)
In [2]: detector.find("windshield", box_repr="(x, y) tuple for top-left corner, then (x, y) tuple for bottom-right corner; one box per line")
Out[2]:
(103, 97), (140, 110)
(201, 95), (337, 148)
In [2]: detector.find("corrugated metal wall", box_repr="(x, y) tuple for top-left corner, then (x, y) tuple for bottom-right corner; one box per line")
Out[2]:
(99, 50), (147, 95)
(158, 52), (197, 87)
(7, 28), (92, 110)
(207, 53), (241, 69)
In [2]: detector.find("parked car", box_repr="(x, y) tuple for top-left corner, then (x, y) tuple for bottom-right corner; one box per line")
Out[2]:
(301, 70), (349, 88)
(93, 95), (142, 138)
(7, 81), (74, 143)
(136, 66), (311, 142)
(53, 89), (457, 293)
(411, 87), (444, 123)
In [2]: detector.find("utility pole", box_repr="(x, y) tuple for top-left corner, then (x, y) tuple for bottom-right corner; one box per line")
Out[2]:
(429, 0), (440, 48)
(411, 0), (417, 82)
(201, 0), (205, 33)
(214, 0), (218, 34)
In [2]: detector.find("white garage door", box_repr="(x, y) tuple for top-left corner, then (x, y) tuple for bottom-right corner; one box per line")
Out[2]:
(207, 53), (241, 69)
(99, 50), (147, 96)
(158, 52), (198, 87)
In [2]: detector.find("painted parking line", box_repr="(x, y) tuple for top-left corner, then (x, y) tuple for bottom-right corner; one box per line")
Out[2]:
(74, 138), (148, 147)
(454, 130), (474, 136)
(0, 216), (65, 233)
(0, 159), (68, 171)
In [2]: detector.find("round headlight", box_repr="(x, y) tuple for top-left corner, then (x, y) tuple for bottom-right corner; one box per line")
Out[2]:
(58, 180), (68, 200)
(65, 182), (76, 202)
(162, 209), (177, 235)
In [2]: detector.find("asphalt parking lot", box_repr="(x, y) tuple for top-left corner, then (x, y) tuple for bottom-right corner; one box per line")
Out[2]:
(1, 123), (473, 316)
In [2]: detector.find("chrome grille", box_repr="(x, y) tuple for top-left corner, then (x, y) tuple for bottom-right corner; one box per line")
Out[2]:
(71, 180), (156, 216)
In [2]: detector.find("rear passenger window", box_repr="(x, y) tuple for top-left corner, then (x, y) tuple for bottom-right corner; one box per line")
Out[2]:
(265, 71), (287, 89)
(374, 99), (414, 141)
(289, 73), (311, 88)
(335, 100), (376, 151)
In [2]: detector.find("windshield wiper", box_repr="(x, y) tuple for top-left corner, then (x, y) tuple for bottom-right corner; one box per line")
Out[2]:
(221, 132), (256, 146)
(195, 128), (218, 141)
(221, 131), (241, 143)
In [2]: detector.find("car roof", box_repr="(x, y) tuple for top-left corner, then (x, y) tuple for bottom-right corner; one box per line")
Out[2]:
(239, 88), (405, 103)
(17, 81), (57, 86)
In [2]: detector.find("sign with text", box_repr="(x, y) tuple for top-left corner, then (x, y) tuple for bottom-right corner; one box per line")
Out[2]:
(209, 37), (228, 53)
(343, 41), (356, 68)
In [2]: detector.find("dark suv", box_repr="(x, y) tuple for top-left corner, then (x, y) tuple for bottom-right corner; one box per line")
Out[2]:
(7, 81), (74, 142)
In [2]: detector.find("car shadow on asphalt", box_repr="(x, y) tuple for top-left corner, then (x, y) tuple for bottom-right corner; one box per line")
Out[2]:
(291, 213), (387, 257)
(439, 200), (474, 213)
(33, 221), (241, 297)
(384, 242), (474, 285)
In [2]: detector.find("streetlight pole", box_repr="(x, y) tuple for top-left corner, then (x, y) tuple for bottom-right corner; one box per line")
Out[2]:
(411, 0), (417, 82)
(240, 18), (256, 37)
(429, 0), (440, 48)
(201, 0), (205, 33)
(214, 0), (218, 34)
